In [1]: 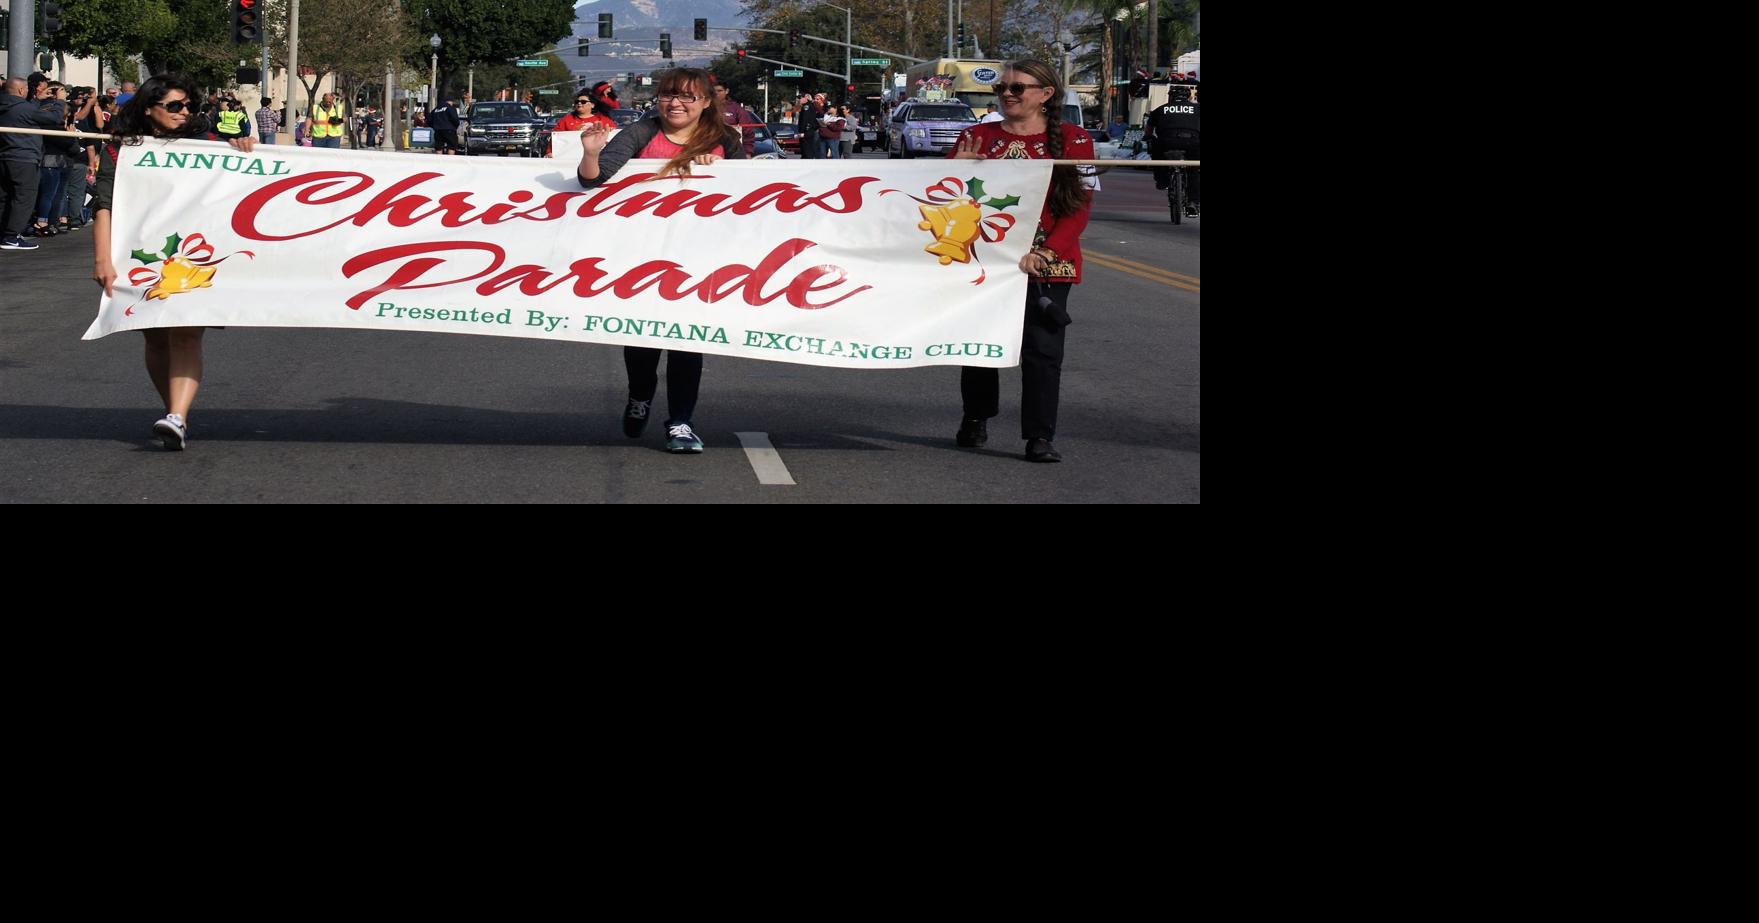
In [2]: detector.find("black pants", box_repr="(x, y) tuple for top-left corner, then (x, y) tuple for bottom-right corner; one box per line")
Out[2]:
(1, 160), (40, 239)
(800, 130), (819, 159)
(1152, 141), (1201, 206)
(437, 129), (461, 152)
(625, 348), (702, 426)
(961, 284), (1071, 441)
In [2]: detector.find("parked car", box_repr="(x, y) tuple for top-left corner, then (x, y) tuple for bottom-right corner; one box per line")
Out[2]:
(610, 108), (647, 128)
(886, 100), (977, 158)
(767, 122), (800, 154)
(750, 124), (785, 159)
(1087, 127), (1126, 160)
(464, 101), (545, 156)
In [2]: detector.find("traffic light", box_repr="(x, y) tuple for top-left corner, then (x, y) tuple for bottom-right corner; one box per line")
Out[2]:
(660, 33), (672, 59)
(789, 28), (801, 48)
(231, 0), (259, 44)
(40, 1), (64, 33)
(578, 42), (589, 56)
(736, 48), (746, 58)
(956, 23), (966, 50)
(846, 85), (855, 94)
(694, 19), (707, 41)
(236, 66), (262, 84)
(598, 13), (613, 39)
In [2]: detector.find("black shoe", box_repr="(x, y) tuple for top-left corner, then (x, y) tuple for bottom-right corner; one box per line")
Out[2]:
(1154, 181), (1168, 190)
(956, 417), (988, 447)
(622, 398), (652, 438)
(1024, 438), (1061, 463)
(1186, 205), (1200, 218)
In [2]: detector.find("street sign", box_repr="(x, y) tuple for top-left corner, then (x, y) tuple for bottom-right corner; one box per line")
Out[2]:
(516, 59), (547, 67)
(773, 69), (802, 77)
(538, 89), (559, 95)
(852, 58), (888, 66)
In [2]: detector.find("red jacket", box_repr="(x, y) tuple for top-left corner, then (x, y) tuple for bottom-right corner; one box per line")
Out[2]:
(948, 121), (1093, 283)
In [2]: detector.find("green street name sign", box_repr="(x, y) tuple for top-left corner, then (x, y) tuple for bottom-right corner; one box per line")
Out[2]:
(852, 58), (889, 66)
(538, 89), (560, 94)
(773, 69), (803, 77)
(516, 59), (548, 67)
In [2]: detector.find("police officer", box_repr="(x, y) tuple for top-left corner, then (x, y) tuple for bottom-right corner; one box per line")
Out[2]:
(1143, 83), (1199, 217)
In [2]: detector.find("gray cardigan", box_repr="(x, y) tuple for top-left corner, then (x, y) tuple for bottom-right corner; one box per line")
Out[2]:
(576, 116), (745, 189)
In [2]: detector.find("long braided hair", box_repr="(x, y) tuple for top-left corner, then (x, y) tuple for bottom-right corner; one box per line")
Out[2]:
(1006, 59), (1088, 218)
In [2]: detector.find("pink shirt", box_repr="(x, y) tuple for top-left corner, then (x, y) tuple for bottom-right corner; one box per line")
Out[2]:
(638, 133), (725, 159)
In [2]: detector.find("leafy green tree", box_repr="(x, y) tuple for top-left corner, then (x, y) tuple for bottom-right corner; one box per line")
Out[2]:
(404, 0), (575, 101)
(42, 0), (176, 72)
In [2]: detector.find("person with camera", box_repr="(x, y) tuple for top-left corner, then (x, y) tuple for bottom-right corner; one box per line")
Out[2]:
(58, 87), (100, 232)
(947, 60), (1094, 463)
(1, 76), (65, 250)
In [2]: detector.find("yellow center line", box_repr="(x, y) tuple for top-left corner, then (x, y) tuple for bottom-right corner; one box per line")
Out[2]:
(1084, 249), (1201, 285)
(1084, 255), (1201, 293)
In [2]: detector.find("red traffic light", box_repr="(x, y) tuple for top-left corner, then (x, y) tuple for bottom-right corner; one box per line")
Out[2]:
(736, 49), (746, 57)
(239, 0), (256, 7)
(846, 85), (855, 93)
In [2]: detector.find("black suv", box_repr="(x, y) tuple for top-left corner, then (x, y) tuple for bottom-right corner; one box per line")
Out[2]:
(464, 102), (545, 156)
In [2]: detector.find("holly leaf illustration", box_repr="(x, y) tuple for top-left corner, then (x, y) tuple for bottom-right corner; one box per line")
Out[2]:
(965, 177), (988, 201)
(984, 194), (1022, 210)
(162, 233), (183, 259)
(131, 248), (164, 265)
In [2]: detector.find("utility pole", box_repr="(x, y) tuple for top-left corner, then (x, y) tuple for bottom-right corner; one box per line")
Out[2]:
(285, 0), (301, 138)
(947, 0), (954, 58)
(9, 0), (36, 81)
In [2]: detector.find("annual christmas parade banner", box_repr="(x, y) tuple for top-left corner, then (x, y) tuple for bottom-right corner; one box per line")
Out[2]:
(86, 140), (1052, 369)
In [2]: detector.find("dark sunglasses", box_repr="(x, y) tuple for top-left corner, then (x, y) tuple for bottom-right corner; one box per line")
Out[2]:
(575, 99), (592, 105)
(996, 82), (1046, 97)
(154, 100), (191, 113)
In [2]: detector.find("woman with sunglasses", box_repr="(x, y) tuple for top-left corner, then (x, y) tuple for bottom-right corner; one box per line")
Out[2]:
(948, 59), (1094, 463)
(576, 67), (744, 455)
(551, 85), (618, 155)
(90, 74), (255, 451)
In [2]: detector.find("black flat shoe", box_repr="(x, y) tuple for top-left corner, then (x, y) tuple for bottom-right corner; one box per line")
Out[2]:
(956, 418), (988, 447)
(1024, 439), (1062, 463)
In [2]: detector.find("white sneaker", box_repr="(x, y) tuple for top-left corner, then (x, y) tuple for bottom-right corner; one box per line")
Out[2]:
(153, 414), (187, 450)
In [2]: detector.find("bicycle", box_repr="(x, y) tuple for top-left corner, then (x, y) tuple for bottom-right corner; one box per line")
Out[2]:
(1165, 148), (1188, 224)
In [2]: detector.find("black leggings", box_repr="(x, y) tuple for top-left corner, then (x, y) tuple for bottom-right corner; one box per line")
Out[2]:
(961, 284), (1071, 441)
(625, 348), (702, 425)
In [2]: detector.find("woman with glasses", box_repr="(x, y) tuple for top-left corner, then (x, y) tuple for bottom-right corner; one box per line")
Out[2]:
(90, 74), (254, 451)
(575, 67), (745, 455)
(947, 60), (1094, 464)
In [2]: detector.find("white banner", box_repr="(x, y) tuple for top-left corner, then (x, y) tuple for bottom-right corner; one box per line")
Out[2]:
(86, 140), (1051, 369)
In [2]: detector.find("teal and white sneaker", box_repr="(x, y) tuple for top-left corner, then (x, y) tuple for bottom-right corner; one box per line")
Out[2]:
(666, 423), (704, 454)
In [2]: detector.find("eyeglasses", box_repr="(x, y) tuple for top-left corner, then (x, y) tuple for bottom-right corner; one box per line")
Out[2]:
(575, 100), (592, 105)
(657, 94), (702, 104)
(996, 82), (1046, 97)
(154, 101), (191, 113)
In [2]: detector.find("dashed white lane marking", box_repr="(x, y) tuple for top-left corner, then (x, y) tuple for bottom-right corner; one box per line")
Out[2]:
(734, 432), (796, 485)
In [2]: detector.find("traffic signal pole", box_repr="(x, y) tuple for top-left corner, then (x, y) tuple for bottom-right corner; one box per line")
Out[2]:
(9, 0), (36, 80)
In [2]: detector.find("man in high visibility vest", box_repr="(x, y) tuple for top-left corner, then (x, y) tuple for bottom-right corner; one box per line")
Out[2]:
(310, 93), (345, 149)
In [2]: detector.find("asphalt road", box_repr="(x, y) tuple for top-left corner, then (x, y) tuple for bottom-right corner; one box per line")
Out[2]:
(1, 152), (1198, 503)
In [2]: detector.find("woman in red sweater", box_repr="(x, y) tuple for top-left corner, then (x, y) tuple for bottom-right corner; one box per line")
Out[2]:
(948, 59), (1094, 463)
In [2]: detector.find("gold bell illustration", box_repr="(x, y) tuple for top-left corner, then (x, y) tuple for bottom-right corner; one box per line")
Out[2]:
(146, 256), (217, 301)
(918, 198), (983, 265)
